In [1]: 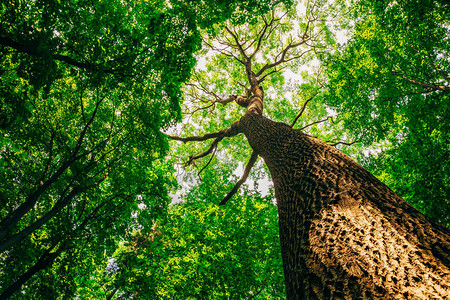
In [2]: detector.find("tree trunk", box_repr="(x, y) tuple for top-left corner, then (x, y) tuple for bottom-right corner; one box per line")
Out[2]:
(240, 112), (450, 299)
(1, 246), (61, 299)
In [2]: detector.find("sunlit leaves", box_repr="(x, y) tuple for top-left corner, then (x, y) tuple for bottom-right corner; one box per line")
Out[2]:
(322, 0), (450, 226)
(101, 170), (284, 299)
(1, 0), (297, 297)
(0, 0), (197, 296)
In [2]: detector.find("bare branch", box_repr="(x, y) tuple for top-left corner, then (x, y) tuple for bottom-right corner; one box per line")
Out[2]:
(166, 129), (230, 143)
(184, 81), (237, 116)
(255, 40), (309, 77)
(202, 38), (245, 65)
(236, 81), (252, 97)
(284, 48), (315, 63)
(257, 66), (286, 84)
(249, 12), (277, 60)
(186, 81), (221, 101)
(215, 96), (238, 106)
(225, 26), (249, 62)
(184, 103), (215, 116)
(393, 70), (450, 92)
(197, 147), (216, 176)
(327, 140), (358, 147)
(219, 151), (258, 205)
(291, 96), (315, 128)
(301, 17), (313, 40)
(299, 116), (332, 131)
(186, 133), (225, 166)
(168, 121), (243, 169)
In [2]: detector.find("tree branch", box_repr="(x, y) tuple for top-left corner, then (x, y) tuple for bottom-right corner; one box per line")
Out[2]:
(255, 41), (309, 77)
(183, 82), (238, 115)
(168, 122), (243, 168)
(197, 147), (217, 176)
(203, 37), (245, 64)
(225, 26), (249, 62)
(166, 129), (230, 143)
(186, 133), (225, 166)
(327, 140), (358, 147)
(0, 242), (62, 299)
(257, 66), (286, 84)
(219, 151), (258, 205)
(186, 82), (236, 106)
(0, 184), (84, 253)
(393, 70), (450, 92)
(0, 36), (127, 76)
(249, 12), (277, 60)
(0, 97), (101, 239)
(299, 116), (332, 131)
(1, 194), (111, 298)
(0, 89), (107, 245)
(291, 96), (315, 128)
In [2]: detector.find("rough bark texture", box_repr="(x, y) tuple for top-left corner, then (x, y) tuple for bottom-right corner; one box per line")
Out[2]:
(240, 111), (450, 299)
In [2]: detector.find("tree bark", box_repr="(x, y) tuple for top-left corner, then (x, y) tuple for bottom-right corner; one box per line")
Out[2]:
(240, 111), (450, 299)
(0, 246), (61, 299)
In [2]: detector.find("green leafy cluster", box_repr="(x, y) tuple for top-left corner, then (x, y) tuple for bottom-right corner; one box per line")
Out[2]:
(87, 166), (284, 299)
(172, 0), (293, 29)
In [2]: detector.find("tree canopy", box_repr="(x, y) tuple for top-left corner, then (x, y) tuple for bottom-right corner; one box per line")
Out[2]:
(0, 0), (290, 297)
(1, 0), (449, 298)
(97, 168), (284, 299)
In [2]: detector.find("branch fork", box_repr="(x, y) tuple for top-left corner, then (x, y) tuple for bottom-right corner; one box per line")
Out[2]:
(167, 119), (259, 205)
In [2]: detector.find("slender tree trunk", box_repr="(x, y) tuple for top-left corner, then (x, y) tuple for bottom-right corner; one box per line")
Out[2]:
(0, 186), (84, 253)
(240, 112), (450, 299)
(0, 246), (61, 299)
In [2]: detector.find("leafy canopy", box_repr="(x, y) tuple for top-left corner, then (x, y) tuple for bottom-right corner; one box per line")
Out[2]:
(0, 0), (289, 297)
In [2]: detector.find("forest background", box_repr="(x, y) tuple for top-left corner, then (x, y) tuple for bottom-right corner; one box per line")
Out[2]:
(0, 0), (448, 298)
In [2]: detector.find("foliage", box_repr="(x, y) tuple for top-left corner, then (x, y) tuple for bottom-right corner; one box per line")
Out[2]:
(90, 166), (284, 299)
(0, 0), (290, 297)
(172, 0), (294, 29)
(2, 0), (449, 298)
(323, 0), (450, 226)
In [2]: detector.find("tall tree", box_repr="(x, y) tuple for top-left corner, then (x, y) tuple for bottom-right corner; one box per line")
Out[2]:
(170, 1), (450, 298)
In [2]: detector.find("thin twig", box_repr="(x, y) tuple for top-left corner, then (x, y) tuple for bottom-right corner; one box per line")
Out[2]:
(299, 116), (331, 131)
(328, 140), (358, 147)
(291, 96), (315, 127)
(219, 151), (258, 205)
(197, 147), (217, 176)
